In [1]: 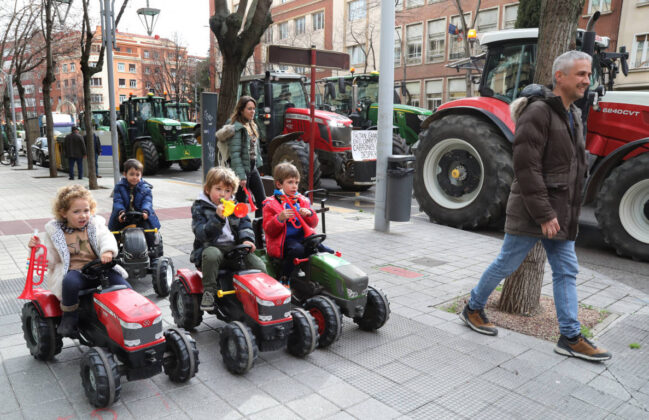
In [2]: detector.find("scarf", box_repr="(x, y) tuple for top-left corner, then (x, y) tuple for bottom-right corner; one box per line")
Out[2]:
(58, 221), (87, 234)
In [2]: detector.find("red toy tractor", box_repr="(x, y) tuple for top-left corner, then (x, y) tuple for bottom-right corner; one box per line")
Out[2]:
(19, 244), (199, 408)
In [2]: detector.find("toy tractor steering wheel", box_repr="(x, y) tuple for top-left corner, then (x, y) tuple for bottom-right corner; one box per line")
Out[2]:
(224, 243), (253, 261)
(81, 258), (117, 288)
(302, 233), (326, 253)
(124, 211), (144, 224)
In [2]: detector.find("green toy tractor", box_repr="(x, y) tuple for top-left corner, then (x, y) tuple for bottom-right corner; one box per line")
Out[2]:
(164, 101), (201, 144)
(318, 71), (432, 150)
(253, 190), (390, 347)
(116, 93), (201, 175)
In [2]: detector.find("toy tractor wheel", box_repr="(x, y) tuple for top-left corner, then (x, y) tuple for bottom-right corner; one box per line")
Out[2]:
(413, 114), (512, 229)
(287, 307), (318, 357)
(595, 153), (649, 261)
(179, 159), (201, 171)
(354, 286), (390, 331)
(219, 321), (258, 374)
(170, 280), (203, 330)
(304, 295), (342, 348)
(133, 140), (159, 175)
(163, 328), (200, 382)
(271, 140), (321, 192)
(152, 257), (174, 298)
(21, 302), (62, 361)
(80, 347), (121, 408)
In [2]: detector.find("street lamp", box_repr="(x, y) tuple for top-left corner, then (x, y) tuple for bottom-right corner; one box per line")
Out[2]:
(54, 0), (73, 26)
(137, 1), (161, 36)
(1, 68), (19, 166)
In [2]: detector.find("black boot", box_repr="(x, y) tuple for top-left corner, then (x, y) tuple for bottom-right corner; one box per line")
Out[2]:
(58, 310), (79, 337)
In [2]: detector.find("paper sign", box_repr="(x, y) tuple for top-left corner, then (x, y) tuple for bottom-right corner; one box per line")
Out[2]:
(351, 130), (378, 161)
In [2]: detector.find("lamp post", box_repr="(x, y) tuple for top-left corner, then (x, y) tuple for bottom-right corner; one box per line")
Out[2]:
(1, 69), (19, 165)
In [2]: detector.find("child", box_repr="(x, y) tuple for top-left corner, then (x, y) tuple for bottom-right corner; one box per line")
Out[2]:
(262, 162), (333, 282)
(108, 159), (160, 251)
(28, 185), (130, 336)
(190, 166), (267, 311)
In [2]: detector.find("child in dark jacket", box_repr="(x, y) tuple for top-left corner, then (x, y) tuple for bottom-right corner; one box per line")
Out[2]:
(108, 159), (161, 250)
(191, 166), (266, 311)
(262, 162), (333, 282)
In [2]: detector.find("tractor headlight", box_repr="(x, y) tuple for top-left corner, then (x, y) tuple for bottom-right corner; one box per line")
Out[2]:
(328, 120), (345, 128)
(258, 315), (272, 322)
(256, 296), (275, 306)
(120, 320), (143, 329)
(417, 114), (428, 122)
(163, 125), (173, 131)
(123, 339), (141, 347)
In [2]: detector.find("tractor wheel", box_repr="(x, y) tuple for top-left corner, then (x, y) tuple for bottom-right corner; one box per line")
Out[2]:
(80, 347), (121, 408)
(21, 302), (62, 361)
(152, 257), (174, 298)
(595, 153), (649, 261)
(271, 140), (321, 192)
(219, 321), (258, 374)
(179, 159), (201, 171)
(304, 295), (343, 348)
(133, 140), (159, 175)
(286, 307), (318, 357)
(170, 280), (203, 330)
(194, 126), (202, 145)
(334, 154), (371, 192)
(117, 131), (127, 172)
(392, 133), (410, 155)
(354, 286), (390, 331)
(413, 114), (512, 229)
(163, 328), (199, 382)
(159, 159), (173, 169)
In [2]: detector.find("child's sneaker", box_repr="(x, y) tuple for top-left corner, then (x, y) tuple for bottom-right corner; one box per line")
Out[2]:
(200, 290), (215, 311)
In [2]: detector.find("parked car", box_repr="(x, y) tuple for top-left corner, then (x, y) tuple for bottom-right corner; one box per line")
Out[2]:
(31, 137), (49, 167)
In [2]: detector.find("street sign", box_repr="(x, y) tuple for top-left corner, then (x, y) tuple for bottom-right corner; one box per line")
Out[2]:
(267, 45), (349, 70)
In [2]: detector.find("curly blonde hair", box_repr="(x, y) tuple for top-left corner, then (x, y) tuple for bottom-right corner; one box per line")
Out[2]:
(52, 184), (97, 221)
(204, 166), (240, 196)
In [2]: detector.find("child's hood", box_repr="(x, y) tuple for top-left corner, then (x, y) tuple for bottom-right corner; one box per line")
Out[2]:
(197, 191), (218, 209)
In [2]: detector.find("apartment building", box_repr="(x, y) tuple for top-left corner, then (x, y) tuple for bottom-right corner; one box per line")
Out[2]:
(613, 0), (649, 90)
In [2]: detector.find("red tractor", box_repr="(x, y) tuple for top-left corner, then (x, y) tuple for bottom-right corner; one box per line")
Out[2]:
(413, 28), (649, 261)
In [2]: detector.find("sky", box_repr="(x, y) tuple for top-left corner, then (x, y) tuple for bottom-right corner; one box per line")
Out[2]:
(87, 0), (211, 57)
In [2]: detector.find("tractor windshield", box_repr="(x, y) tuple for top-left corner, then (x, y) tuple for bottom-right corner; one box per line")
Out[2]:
(355, 78), (379, 104)
(272, 81), (307, 109)
(482, 42), (537, 103)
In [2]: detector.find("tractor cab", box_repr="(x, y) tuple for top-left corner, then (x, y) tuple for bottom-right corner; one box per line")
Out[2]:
(164, 101), (198, 140)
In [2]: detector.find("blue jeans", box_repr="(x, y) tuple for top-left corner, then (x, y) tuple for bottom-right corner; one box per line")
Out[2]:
(68, 157), (83, 179)
(468, 234), (581, 337)
(95, 153), (99, 175)
(61, 269), (131, 307)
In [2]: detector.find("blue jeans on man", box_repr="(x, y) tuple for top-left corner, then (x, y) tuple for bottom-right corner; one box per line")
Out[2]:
(68, 157), (83, 180)
(468, 233), (580, 338)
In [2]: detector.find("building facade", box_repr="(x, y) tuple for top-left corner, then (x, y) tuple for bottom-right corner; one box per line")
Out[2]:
(613, 0), (649, 90)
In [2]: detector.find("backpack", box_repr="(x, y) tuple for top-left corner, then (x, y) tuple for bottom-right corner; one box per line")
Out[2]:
(215, 124), (235, 167)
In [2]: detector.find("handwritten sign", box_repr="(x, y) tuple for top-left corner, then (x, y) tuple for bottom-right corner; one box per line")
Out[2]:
(351, 130), (378, 161)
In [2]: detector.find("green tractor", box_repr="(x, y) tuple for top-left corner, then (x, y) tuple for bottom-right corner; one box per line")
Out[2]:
(164, 101), (201, 144)
(116, 93), (201, 175)
(318, 71), (432, 150)
(79, 110), (111, 132)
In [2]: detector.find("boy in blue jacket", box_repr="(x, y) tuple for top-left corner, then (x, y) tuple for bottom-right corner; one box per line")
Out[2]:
(108, 159), (161, 251)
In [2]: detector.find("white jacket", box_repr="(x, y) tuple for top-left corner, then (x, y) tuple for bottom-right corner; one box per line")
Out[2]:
(40, 215), (128, 300)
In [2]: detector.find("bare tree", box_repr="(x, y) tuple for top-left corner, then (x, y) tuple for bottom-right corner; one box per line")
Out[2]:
(0, 0), (22, 158)
(209, 0), (272, 128)
(142, 34), (191, 102)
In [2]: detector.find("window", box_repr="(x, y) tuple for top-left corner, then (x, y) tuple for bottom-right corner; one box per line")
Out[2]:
(406, 81), (420, 106)
(92, 44), (101, 53)
(295, 17), (305, 35)
(70, 63), (75, 71)
(632, 34), (649, 69)
(407, 0), (425, 8)
(312, 11), (324, 30)
(146, 81), (152, 89)
(71, 79), (76, 87)
(503, 4), (518, 29)
(449, 14), (470, 60)
(114, 46), (121, 52)
(118, 78), (126, 87)
(63, 79), (68, 88)
(62, 64), (68, 73)
(90, 94), (103, 103)
(56, 81), (60, 88)
(406, 23), (423, 65)
(279, 22), (289, 39)
(90, 77), (102, 86)
(130, 79), (137, 88)
(129, 64), (136, 73)
(347, 45), (366, 65)
(396, 0), (403, 10)
(395, 27), (402, 66)
(588, 0), (611, 13)
(264, 26), (273, 43)
(477, 9), (498, 33)
(90, 61), (97, 67)
(429, 0), (444, 3)
(118, 63), (125, 72)
(119, 94), (126, 103)
(144, 50), (150, 58)
(448, 78), (468, 100)
(127, 48), (132, 53)
(348, 0), (366, 21)
(427, 18), (446, 63)
(24, 85), (34, 95)
(153, 51), (159, 59)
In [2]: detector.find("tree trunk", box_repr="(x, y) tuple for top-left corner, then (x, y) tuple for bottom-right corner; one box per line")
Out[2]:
(16, 80), (33, 169)
(498, 0), (585, 316)
(83, 73), (98, 189)
(43, 0), (57, 178)
(498, 241), (546, 314)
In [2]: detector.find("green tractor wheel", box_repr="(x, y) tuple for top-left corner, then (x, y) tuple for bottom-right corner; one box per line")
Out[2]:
(179, 159), (201, 171)
(133, 140), (159, 175)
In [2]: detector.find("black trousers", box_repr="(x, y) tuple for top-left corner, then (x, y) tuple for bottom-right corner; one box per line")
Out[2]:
(236, 160), (266, 218)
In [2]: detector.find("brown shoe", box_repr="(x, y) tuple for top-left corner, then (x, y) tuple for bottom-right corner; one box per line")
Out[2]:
(459, 304), (498, 336)
(554, 334), (612, 361)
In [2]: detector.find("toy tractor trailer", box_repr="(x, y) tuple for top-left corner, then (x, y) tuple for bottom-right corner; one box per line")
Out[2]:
(413, 28), (649, 261)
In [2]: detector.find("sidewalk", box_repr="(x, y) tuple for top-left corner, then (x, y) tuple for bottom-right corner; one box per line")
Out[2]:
(1, 163), (648, 419)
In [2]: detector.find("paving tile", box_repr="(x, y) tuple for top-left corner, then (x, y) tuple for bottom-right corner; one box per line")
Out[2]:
(318, 382), (369, 409)
(406, 401), (464, 420)
(248, 404), (303, 420)
(259, 375), (313, 403)
(123, 393), (182, 419)
(286, 393), (340, 419)
(588, 374), (634, 401)
(345, 397), (401, 420)
(181, 402), (242, 420)
(571, 384), (626, 412)
(224, 389), (280, 416)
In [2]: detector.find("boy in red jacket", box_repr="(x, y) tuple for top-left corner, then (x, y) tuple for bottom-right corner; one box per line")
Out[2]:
(262, 162), (332, 283)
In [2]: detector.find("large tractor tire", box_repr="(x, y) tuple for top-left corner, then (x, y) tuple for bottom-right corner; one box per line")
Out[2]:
(392, 133), (410, 155)
(133, 140), (159, 175)
(413, 114), (513, 229)
(117, 131), (127, 173)
(179, 159), (201, 171)
(271, 140), (321, 192)
(595, 153), (649, 261)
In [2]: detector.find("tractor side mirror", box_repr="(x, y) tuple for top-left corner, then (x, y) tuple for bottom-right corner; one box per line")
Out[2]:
(619, 46), (629, 76)
(393, 89), (401, 104)
(325, 82), (336, 100)
(337, 78), (346, 94)
(479, 86), (494, 97)
(250, 81), (263, 101)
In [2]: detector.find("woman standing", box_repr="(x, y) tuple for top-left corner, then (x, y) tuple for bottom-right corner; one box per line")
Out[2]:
(228, 96), (266, 216)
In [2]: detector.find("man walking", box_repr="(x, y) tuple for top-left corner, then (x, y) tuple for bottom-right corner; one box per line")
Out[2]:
(459, 51), (611, 362)
(64, 126), (86, 180)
